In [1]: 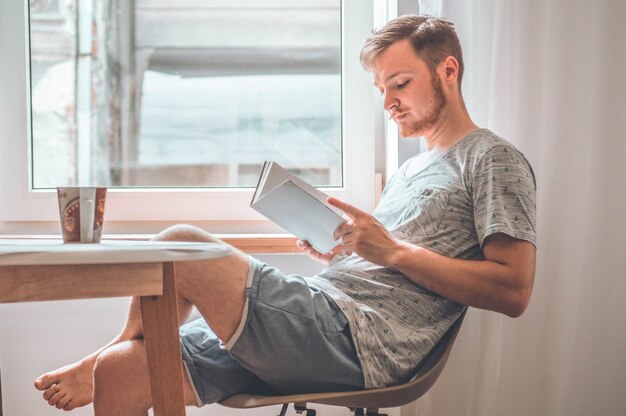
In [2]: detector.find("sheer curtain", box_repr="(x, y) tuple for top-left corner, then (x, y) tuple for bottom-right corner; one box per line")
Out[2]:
(403, 1), (626, 415)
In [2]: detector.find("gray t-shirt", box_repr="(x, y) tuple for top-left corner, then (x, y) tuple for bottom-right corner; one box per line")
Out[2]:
(306, 129), (537, 388)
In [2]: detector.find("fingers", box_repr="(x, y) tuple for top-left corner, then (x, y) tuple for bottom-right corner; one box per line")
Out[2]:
(327, 197), (367, 220)
(330, 243), (345, 257)
(297, 239), (318, 255)
(330, 222), (355, 255)
(297, 239), (345, 265)
(333, 220), (353, 240)
(297, 239), (327, 262)
(339, 235), (355, 256)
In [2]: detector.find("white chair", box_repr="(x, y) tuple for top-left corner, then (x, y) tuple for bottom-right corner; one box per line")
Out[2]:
(219, 310), (466, 416)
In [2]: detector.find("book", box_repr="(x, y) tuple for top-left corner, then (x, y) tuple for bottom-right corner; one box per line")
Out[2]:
(250, 161), (346, 253)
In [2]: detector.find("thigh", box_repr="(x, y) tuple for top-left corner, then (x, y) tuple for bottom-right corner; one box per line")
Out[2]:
(175, 249), (251, 344)
(154, 224), (252, 343)
(225, 259), (365, 395)
(180, 318), (277, 406)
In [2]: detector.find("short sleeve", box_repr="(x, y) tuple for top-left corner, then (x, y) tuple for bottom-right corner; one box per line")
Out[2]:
(472, 144), (537, 247)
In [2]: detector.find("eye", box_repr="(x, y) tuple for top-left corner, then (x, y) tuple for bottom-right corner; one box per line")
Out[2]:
(397, 80), (410, 89)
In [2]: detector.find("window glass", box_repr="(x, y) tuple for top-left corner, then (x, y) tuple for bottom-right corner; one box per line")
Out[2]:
(29, 0), (342, 189)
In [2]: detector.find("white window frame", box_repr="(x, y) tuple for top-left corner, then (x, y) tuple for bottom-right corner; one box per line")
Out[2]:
(0, 0), (378, 233)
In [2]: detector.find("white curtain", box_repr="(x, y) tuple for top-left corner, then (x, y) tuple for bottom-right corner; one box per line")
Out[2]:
(403, 1), (626, 415)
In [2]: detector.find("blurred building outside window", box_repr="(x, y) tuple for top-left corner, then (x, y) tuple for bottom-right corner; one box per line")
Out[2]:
(29, 0), (342, 189)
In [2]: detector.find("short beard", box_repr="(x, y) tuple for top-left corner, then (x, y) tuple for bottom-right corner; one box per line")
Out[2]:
(401, 72), (447, 137)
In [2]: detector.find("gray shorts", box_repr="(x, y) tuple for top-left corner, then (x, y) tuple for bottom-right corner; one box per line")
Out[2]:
(180, 258), (364, 406)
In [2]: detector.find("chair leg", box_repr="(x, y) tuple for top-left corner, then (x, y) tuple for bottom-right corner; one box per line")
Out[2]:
(349, 409), (387, 416)
(293, 403), (316, 416)
(277, 403), (289, 416)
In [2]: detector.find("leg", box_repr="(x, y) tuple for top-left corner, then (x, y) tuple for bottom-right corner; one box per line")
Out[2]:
(155, 225), (251, 343)
(92, 339), (198, 416)
(35, 224), (248, 410)
(93, 321), (275, 416)
(34, 282), (195, 411)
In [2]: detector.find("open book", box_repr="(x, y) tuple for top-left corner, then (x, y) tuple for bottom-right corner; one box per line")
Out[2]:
(250, 161), (346, 253)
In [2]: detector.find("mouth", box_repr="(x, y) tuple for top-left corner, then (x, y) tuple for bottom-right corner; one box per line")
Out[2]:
(390, 113), (407, 122)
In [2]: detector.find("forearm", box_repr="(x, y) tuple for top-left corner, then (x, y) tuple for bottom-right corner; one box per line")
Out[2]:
(389, 241), (533, 317)
(326, 197), (535, 317)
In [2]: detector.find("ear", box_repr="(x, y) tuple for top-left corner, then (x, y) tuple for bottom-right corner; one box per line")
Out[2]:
(440, 56), (459, 82)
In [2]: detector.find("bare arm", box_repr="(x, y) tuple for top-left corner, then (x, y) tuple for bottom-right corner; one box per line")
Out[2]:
(390, 233), (535, 317)
(328, 197), (536, 318)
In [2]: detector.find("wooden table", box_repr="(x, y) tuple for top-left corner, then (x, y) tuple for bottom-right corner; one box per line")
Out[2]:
(0, 239), (231, 416)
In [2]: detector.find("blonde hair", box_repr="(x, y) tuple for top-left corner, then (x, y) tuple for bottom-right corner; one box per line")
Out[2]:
(360, 15), (464, 89)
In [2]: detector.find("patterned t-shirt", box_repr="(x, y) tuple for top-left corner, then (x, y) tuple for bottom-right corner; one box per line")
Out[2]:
(306, 129), (537, 388)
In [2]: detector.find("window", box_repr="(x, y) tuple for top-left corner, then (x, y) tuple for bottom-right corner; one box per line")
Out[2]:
(30, 0), (343, 189)
(0, 0), (376, 229)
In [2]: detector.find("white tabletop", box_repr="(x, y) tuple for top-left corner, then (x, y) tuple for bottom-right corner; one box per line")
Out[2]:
(0, 239), (231, 266)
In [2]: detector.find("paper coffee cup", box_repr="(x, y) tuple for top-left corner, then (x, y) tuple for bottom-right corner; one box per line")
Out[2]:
(57, 187), (107, 243)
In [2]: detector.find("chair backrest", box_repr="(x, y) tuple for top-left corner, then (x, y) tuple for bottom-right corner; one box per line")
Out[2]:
(219, 309), (467, 410)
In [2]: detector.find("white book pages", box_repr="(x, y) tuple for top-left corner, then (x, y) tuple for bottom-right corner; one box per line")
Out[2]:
(252, 162), (343, 217)
(252, 179), (345, 253)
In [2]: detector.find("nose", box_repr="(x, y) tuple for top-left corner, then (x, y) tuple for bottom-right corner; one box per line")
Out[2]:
(383, 90), (398, 112)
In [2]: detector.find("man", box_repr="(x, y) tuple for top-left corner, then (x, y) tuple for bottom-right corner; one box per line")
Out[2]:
(34, 15), (536, 414)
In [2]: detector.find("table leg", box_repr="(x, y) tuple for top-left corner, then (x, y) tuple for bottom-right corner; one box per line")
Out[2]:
(140, 262), (186, 416)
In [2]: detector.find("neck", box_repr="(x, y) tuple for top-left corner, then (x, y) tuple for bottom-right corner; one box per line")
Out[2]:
(422, 101), (478, 151)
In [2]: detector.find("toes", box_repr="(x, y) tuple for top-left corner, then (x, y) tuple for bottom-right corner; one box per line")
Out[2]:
(63, 398), (76, 411)
(47, 390), (64, 407)
(56, 393), (71, 409)
(42, 388), (54, 401)
(43, 385), (60, 401)
(35, 374), (57, 390)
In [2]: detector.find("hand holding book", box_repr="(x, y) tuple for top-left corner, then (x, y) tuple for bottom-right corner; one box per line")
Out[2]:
(327, 196), (403, 267)
(296, 239), (344, 264)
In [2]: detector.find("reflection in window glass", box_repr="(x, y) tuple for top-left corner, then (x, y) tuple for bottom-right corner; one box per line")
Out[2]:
(29, 0), (77, 188)
(29, 0), (342, 188)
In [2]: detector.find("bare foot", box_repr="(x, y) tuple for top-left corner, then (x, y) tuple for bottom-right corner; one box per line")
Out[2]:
(34, 359), (95, 411)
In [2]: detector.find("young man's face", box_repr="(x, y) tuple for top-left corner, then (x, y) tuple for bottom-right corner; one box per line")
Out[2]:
(373, 39), (447, 138)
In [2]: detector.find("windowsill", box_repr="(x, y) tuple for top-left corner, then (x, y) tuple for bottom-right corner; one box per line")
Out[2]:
(0, 233), (300, 254)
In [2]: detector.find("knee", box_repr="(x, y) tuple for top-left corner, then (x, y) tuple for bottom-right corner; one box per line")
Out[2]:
(154, 224), (220, 243)
(93, 341), (151, 408)
(94, 341), (140, 385)
(93, 341), (147, 390)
